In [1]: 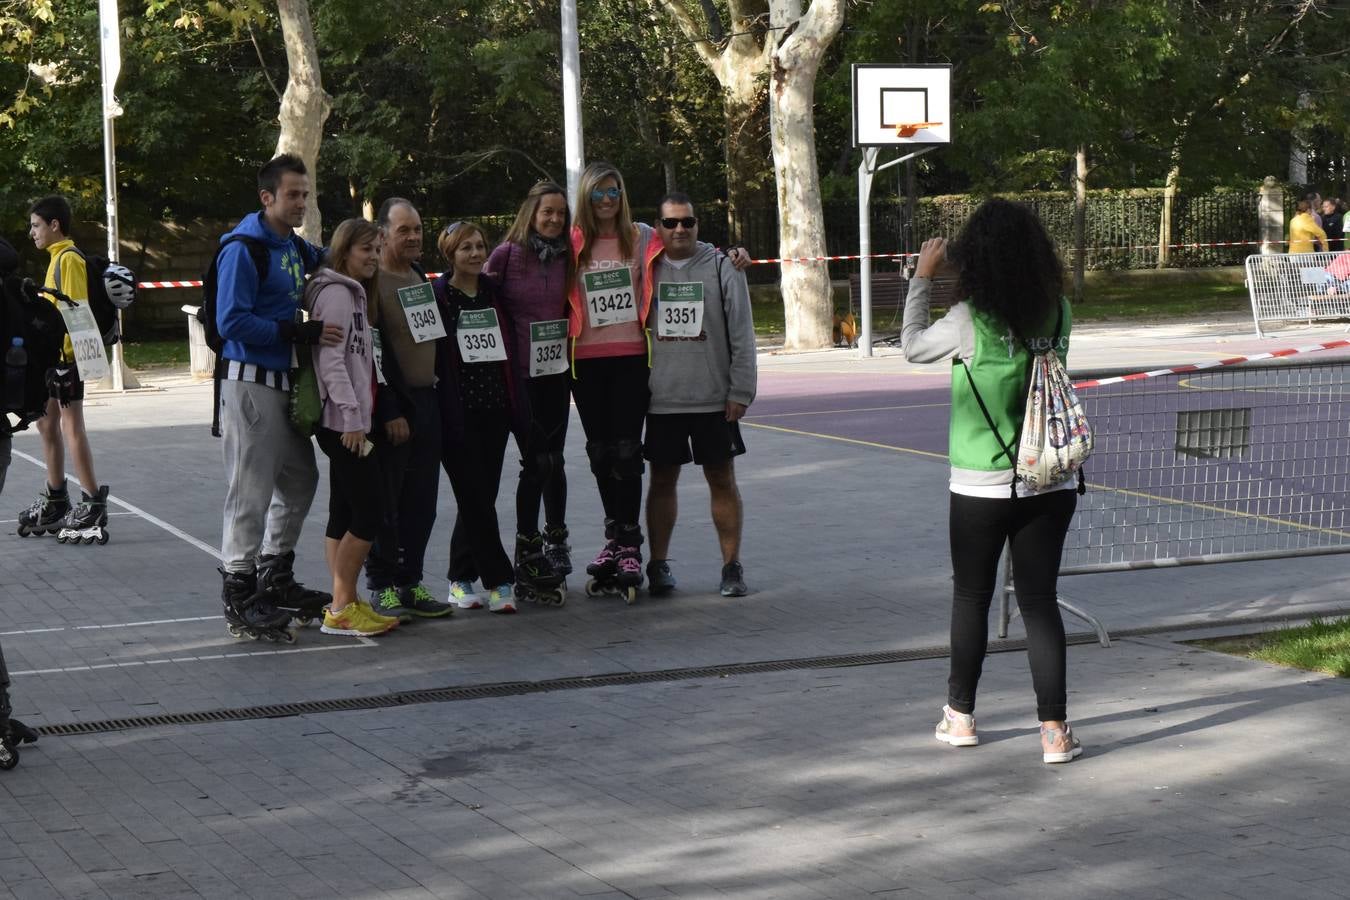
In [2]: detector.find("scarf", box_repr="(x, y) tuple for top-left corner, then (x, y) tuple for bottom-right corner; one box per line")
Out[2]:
(529, 232), (568, 264)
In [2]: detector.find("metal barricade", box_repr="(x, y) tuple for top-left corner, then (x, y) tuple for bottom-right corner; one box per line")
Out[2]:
(999, 356), (1350, 647)
(1245, 251), (1350, 337)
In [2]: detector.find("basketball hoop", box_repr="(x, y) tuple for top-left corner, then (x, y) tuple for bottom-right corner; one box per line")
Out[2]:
(893, 122), (942, 138)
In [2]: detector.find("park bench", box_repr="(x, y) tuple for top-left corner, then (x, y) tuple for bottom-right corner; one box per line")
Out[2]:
(842, 271), (959, 346)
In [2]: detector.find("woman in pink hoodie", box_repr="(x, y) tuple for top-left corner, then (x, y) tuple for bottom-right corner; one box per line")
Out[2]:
(304, 218), (399, 637)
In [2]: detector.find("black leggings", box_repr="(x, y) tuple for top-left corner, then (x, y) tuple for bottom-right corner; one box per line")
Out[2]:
(570, 355), (650, 539)
(442, 406), (513, 589)
(947, 489), (1077, 722)
(513, 372), (570, 536)
(316, 428), (385, 542)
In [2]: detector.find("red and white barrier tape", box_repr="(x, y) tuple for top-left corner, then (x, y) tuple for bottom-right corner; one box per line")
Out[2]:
(137, 239), (1314, 289)
(1072, 339), (1350, 390)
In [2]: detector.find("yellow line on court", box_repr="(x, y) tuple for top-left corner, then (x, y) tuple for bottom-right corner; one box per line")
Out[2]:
(740, 421), (947, 461)
(1090, 483), (1350, 539)
(748, 420), (1350, 538)
(746, 402), (948, 420)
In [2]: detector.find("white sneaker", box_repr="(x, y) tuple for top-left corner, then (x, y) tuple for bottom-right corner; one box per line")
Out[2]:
(488, 583), (517, 614)
(448, 579), (485, 609)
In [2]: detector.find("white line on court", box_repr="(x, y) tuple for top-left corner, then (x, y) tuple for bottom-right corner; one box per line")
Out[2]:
(10, 639), (375, 677)
(2, 616), (220, 635)
(12, 448), (224, 560)
(0, 512), (135, 524)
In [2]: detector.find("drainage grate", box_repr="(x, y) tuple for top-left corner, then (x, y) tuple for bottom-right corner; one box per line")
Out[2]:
(31, 606), (1350, 739)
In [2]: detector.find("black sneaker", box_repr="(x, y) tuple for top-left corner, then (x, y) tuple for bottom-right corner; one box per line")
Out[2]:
(647, 559), (677, 596)
(719, 561), (747, 597)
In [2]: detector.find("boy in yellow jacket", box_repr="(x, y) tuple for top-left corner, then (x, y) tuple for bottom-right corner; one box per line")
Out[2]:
(20, 196), (108, 542)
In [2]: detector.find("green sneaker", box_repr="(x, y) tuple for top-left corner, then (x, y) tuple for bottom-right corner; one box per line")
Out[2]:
(372, 586), (414, 624)
(399, 583), (454, 618)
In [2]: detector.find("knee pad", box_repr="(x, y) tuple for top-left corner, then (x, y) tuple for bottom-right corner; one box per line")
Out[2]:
(533, 450), (564, 484)
(586, 440), (610, 478)
(612, 439), (645, 480)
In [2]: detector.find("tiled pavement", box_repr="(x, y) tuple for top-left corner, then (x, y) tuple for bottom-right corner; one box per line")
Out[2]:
(2, 317), (1350, 898)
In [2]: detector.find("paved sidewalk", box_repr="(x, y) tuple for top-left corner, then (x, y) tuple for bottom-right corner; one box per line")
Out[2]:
(1, 316), (1348, 898)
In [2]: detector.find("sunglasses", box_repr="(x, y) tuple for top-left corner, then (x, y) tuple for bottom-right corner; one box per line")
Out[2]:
(442, 221), (465, 236)
(660, 216), (697, 230)
(590, 187), (622, 201)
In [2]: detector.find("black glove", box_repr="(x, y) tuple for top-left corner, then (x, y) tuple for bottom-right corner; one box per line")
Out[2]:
(278, 318), (326, 345)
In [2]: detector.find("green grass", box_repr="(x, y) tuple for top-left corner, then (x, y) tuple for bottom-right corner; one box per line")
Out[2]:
(1194, 617), (1350, 677)
(119, 337), (191, 370)
(749, 278), (1250, 341)
(1071, 282), (1250, 322)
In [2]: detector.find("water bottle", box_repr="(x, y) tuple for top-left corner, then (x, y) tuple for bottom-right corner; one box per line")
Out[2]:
(5, 337), (26, 412)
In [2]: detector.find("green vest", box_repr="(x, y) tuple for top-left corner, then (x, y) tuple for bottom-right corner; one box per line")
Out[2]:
(949, 299), (1071, 472)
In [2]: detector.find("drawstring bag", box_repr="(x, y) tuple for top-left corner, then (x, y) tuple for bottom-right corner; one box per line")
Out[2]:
(961, 302), (1092, 496)
(288, 352), (322, 437)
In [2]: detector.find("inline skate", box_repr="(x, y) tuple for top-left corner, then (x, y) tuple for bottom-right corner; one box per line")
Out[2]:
(585, 524), (643, 605)
(257, 551), (331, 626)
(17, 481), (70, 537)
(543, 525), (573, 577)
(0, 645), (38, 771)
(56, 485), (109, 545)
(515, 532), (566, 606)
(220, 568), (295, 643)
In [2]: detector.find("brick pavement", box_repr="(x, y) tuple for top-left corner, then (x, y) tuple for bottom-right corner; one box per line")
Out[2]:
(1, 318), (1349, 897)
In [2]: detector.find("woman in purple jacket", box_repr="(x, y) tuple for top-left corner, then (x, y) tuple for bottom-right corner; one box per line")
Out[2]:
(483, 181), (574, 604)
(305, 218), (399, 637)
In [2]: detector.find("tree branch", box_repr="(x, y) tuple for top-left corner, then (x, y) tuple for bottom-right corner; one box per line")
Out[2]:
(653, 0), (721, 70)
(246, 20), (282, 102)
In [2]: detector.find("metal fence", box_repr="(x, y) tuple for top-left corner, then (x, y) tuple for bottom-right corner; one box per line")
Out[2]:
(1000, 356), (1350, 646)
(1245, 251), (1350, 337)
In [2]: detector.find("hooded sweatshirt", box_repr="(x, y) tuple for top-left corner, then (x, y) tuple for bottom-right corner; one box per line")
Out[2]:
(215, 211), (321, 374)
(647, 242), (757, 415)
(306, 267), (374, 434)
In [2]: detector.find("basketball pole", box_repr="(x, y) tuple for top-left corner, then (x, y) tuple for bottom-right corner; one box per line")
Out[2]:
(560, 0), (584, 216)
(857, 145), (933, 357)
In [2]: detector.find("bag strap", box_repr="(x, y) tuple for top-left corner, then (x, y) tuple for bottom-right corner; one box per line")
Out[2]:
(959, 359), (1020, 471)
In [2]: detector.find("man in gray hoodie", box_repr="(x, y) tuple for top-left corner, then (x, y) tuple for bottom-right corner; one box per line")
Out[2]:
(643, 194), (758, 597)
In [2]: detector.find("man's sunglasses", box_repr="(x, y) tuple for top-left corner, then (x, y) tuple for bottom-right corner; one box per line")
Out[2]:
(660, 217), (697, 229)
(589, 187), (622, 201)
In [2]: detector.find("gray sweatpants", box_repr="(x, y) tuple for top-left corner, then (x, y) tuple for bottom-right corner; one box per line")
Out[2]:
(219, 379), (319, 574)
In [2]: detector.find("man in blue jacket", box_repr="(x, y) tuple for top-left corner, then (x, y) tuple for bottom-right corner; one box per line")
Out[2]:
(216, 154), (342, 639)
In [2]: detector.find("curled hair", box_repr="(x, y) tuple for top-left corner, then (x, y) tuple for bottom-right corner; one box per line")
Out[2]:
(437, 221), (489, 277)
(574, 161), (633, 268)
(947, 198), (1063, 342)
(324, 217), (381, 298)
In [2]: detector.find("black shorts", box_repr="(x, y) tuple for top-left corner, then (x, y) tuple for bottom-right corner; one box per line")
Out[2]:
(46, 366), (84, 406)
(643, 412), (746, 467)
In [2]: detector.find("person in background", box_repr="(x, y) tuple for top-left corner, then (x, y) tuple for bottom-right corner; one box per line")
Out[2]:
(1321, 197), (1345, 252)
(1289, 200), (1329, 254)
(902, 198), (1084, 765)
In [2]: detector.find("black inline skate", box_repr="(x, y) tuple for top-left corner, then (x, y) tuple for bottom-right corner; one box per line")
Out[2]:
(515, 533), (566, 606)
(220, 568), (295, 643)
(585, 524), (643, 605)
(56, 484), (109, 545)
(17, 481), (70, 537)
(257, 551), (331, 626)
(0, 645), (38, 771)
(543, 524), (573, 577)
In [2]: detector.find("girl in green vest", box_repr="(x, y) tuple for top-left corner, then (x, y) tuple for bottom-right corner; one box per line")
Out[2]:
(901, 199), (1083, 764)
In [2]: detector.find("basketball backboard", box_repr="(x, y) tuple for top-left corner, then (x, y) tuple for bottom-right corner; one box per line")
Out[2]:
(852, 64), (952, 147)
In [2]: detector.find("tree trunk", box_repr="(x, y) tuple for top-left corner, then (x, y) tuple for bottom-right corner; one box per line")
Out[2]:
(653, 0), (771, 243)
(769, 0), (845, 350)
(1157, 164), (1179, 269)
(1072, 145), (1087, 304)
(1288, 90), (1310, 186)
(274, 0), (331, 244)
